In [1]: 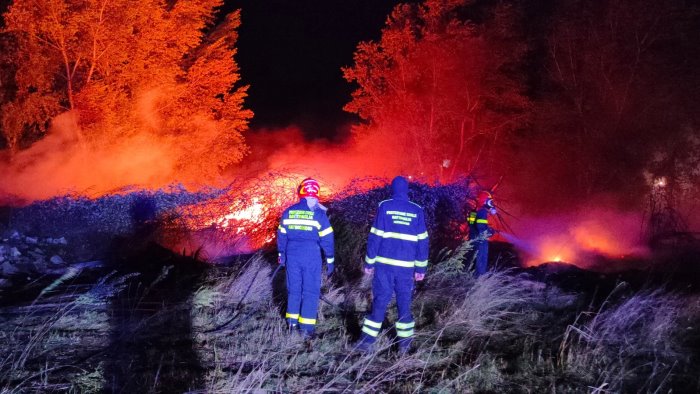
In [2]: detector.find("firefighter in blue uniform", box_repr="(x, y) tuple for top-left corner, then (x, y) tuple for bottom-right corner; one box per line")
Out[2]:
(358, 176), (429, 354)
(468, 191), (496, 277)
(277, 178), (335, 337)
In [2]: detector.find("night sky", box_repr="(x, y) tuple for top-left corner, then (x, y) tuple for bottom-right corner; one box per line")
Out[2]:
(222, 0), (413, 140)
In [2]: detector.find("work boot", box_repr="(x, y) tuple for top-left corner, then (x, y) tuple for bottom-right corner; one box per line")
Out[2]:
(396, 336), (413, 355)
(288, 323), (299, 334)
(398, 343), (411, 356)
(354, 340), (373, 354)
(301, 330), (316, 341)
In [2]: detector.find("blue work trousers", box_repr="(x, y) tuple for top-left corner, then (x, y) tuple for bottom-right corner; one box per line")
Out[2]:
(474, 241), (488, 277)
(360, 265), (415, 348)
(285, 244), (322, 334)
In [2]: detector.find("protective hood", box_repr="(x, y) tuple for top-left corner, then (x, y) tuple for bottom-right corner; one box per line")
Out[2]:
(391, 176), (409, 200)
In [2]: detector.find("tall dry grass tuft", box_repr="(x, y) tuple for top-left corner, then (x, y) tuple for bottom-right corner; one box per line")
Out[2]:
(428, 240), (474, 281)
(403, 270), (547, 391)
(437, 271), (542, 338)
(210, 255), (272, 306)
(561, 285), (697, 392)
(0, 272), (135, 392)
(191, 253), (273, 333)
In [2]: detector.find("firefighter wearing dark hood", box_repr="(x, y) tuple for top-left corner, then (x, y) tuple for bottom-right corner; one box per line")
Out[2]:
(468, 191), (496, 277)
(358, 176), (429, 353)
(277, 178), (335, 337)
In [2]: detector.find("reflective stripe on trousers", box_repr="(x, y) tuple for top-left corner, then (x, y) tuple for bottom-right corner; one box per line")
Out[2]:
(360, 264), (415, 346)
(285, 250), (321, 334)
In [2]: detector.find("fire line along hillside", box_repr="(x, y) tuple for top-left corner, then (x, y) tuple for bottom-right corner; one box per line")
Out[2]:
(1, 179), (699, 392)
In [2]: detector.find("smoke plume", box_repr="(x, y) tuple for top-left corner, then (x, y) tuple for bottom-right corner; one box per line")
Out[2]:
(0, 112), (179, 203)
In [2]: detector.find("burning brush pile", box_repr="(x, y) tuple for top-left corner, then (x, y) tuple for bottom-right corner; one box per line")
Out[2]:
(171, 172), (314, 256)
(170, 174), (479, 260)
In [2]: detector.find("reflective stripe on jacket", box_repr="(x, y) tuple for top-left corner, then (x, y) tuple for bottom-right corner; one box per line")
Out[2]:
(277, 199), (334, 264)
(365, 198), (429, 273)
(468, 207), (491, 239)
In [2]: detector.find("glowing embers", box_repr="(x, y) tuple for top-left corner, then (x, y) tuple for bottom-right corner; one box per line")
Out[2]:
(213, 197), (265, 231)
(208, 174), (314, 234)
(527, 236), (576, 267)
(195, 178), (298, 248)
(522, 211), (649, 269)
(207, 193), (284, 247)
(653, 177), (667, 188)
(527, 233), (624, 268)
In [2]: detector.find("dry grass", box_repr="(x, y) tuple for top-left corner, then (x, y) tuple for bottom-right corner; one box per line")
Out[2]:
(2, 251), (699, 393)
(5, 181), (697, 391)
(436, 270), (542, 338)
(187, 252), (700, 392)
(188, 257), (558, 392)
(0, 272), (133, 392)
(560, 285), (699, 392)
(191, 254), (273, 332)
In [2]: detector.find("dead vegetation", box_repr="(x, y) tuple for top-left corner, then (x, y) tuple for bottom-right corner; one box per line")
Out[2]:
(3, 245), (698, 393)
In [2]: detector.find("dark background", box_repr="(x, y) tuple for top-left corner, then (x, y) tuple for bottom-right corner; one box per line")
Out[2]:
(222, 0), (418, 139)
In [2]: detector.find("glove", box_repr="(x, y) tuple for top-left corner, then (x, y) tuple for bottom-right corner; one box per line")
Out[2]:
(278, 253), (286, 266)
(326, 263), (335, 277)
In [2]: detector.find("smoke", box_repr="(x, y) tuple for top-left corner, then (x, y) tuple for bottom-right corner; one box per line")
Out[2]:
(0, 111), (178, 203)
(237, 125), (412, 192)
(506, 204), (650, 269)
(0, 104), (420, 205)
(0, 81), (252, 204)
(0, 109), (689, 271)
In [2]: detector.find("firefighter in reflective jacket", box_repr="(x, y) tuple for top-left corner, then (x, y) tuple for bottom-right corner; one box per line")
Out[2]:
(468, 191), (496, 277)
(358, 176), (429, 353)
(277, 178), (335, 337)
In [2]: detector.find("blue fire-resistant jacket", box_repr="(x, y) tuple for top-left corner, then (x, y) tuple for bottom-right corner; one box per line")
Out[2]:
(277, 199), (334, 265)
(364, 177), (429, 274)
(468, 207), (493, 240)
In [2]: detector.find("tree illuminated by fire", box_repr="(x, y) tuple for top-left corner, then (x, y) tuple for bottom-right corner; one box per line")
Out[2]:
(343, 0), (530, 181)
(0, 0), (252, 179)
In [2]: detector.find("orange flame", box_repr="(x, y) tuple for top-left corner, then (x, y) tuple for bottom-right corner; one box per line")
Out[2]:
(521, 210), (649, 268)
(526, 236), (575, 267)
(170, 172), (344, 258)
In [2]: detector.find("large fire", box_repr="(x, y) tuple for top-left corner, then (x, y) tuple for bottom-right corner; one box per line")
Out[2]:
(0, 118), (406, 259)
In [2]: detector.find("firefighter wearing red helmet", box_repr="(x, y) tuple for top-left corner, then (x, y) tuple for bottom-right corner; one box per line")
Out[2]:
(277, 178), (335, 338)
(467, 191), (496, 277)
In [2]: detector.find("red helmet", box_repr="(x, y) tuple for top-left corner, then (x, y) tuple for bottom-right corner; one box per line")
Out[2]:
(297, 178), (320, 198)
(476, 190), (493, 207)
